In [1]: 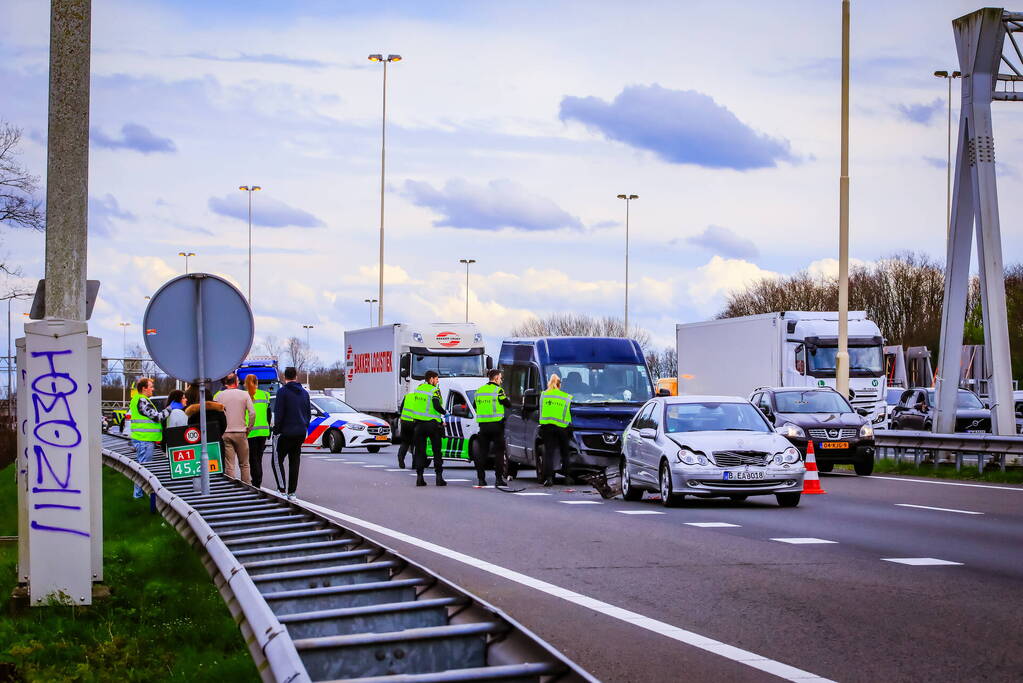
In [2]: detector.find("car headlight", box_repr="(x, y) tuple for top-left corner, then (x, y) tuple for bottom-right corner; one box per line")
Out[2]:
(782, 446), (801, 464)
(346, 423), (367, 431)
(777, 422), (806, 439)
(676, 450), (709, 466)
(859, 423), (874, 438)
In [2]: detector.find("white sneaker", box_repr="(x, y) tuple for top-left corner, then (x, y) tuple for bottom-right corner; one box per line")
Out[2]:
(286, 493), (296, 501)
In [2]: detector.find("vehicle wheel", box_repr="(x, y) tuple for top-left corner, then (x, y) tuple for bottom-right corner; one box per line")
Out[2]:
(659, 461), (683, 508)
(325, 429), (344, 454)
(853, 456), (874, 476)
(621, 459), (643, 501)
(817, 462), (834, 473)
(728, 494), (748, 502)
(367, 445), (381, 453)
(776, 492), (801, 507)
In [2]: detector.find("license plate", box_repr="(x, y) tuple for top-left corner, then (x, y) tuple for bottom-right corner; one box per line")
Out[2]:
(375, 435), (389, 441)
(820, 442), (849, 449)
(722, 470), (765, 481)
(966, 429), (985, 434)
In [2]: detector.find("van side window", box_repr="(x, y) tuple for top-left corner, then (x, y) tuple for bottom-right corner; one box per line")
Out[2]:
(504, 365), (529, 404)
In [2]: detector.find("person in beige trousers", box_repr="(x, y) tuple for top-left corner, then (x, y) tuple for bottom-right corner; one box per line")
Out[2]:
(215, 373), (256, 484)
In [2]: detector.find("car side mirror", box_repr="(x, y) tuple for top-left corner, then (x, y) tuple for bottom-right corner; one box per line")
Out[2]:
(486, 355), (494, 371)
(451, 404), (470, 419)
(657, 388), (671, 397)
(638, 427), (657, 439)
(399, 353), (411, 379)
(856, 407), (871, 417)
(762, 408), (774, 421)
(523, 388), (539, 411)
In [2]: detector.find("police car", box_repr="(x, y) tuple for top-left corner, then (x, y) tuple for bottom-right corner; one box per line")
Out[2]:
(306, 392), (391, 453)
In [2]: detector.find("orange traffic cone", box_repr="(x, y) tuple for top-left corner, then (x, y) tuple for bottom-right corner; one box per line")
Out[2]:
(802, 440), (827, 495)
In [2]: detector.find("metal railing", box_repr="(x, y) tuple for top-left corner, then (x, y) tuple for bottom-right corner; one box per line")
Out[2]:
(103, 433), (596, 682)
(874, 429), (1023, 472)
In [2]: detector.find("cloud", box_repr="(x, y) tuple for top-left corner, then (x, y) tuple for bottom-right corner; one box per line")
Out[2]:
(559, 84), (797, 170)
(684, 225), (759, 259)
(402, 178), (583, 231)
(805, 257), (869, 279)
(896, 98), (943, 125)
(91, 123), (177, 154)
(208, 193), (325, 229)
(589, 219), (621, 230)
(687, 256), (778, 304)
(185, 52), (327, 68)
(922, 156), (946, 169)
(88, 194), (135, 237)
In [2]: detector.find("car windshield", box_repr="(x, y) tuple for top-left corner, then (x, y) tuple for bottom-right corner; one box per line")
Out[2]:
(665, 402), (771, 433)
(808, 345), (884, 376)
(544, 362), (653, 404)
(925, 390), (984, 409)
(411, 353), (485, 379)
(312, 397), (357, 413)
(775, 391), (852, 414)
(886, 389), (903, 405)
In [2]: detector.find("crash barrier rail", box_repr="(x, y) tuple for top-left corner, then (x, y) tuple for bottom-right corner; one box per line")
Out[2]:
(102, 434), (596, 683)
(873, 429), (1023, 472)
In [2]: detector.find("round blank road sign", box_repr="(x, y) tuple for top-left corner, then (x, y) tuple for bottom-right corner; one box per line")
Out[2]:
(142, 273), (253, 383)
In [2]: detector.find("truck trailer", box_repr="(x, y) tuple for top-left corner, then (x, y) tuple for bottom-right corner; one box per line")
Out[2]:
(676, 312), (887, 422)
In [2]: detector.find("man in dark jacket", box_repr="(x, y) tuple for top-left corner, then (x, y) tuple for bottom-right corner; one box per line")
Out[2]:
(272, 366), (311, 499)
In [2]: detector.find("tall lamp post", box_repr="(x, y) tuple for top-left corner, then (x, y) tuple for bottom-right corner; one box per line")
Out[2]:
(458, 259), (476, 322)
(119, 321), (131, 404)
(363, 298), (378, 327)
(238, 185), (261, 305)
(836, 0), (851, 399)
(616, 194), (638, 336)
(368, 53), (402, 326)
(302, 324), (314, 387)
(3, 291), (31, 412)
(934, 70), (961, 235)
(178, 251), (195, 274)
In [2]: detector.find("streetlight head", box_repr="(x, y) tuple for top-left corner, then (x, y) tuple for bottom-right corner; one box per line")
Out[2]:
(629, 194), (639, 200)
(239, 185), (249, 191)
(178, 251), (186, 257)
(616, 194), (627, 199)
(369, 54), (383, 62)
(934, 70), (948, 78)
(387, 54), (402, 62)
(952, 70), (962, 78)
(252, 185), (261, 191)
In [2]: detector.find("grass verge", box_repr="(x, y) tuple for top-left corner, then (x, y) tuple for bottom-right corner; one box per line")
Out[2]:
(836, 459), (1023, 484)
(0, 465), (256, 681)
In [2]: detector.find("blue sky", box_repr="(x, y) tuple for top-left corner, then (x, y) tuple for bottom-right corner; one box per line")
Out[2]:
(1, 0), (1020, 363)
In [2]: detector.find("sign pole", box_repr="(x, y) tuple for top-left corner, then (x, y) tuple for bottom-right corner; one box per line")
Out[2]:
(194, 275), (211, 496)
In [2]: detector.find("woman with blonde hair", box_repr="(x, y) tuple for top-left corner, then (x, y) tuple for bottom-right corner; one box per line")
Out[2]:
(244, 374), (273, 490)
(538, 373), (573, 487)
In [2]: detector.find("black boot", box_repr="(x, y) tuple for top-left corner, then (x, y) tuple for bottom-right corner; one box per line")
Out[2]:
(416, 470), (427, 486)
(398, 458), (406, 469)
(476, 472), (487, 487)
(435, 471), (447, 486)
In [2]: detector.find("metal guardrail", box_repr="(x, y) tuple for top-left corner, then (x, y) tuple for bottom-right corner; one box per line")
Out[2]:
(103, 433), (596, 682)
(873, 429), (1023, 472)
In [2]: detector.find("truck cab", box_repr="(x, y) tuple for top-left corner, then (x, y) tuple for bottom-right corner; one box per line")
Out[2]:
(499, 337), (654, 480)
(236, 357), (281, 397)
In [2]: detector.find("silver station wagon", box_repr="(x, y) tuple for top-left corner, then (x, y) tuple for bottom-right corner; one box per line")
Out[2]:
(620, 395), (806, 507)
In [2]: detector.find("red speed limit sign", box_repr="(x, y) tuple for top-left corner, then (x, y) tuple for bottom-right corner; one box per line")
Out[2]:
(184, 427), (201, 444)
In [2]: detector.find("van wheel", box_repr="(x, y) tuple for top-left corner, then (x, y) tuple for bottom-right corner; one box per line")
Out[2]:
(817, 462), (834, 473)
(621, 460), (643, 501)
(325, 429), (344, 453)
(854, 456), (874, 476)
(367, 446), (381, 453)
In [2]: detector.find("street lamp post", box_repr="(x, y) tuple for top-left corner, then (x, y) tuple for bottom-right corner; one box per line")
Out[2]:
(364, 299), (378, 327)
(119, 322), (130, 404)
(934, 70), (962, 235)
(368, 53), (402, 326)
(178, 251), (195, 274)
(458, 259), (476, 323)
(836, 0), (851, 399)
(3, 291), (31, 413)
(238, 185), (262, 305)
(302, 324), (314, 387)
(616, 194), (639, 336)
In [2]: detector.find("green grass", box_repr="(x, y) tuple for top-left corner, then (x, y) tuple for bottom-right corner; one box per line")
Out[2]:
(836, 459), (1023, 484)
(0, 466), (256, 682)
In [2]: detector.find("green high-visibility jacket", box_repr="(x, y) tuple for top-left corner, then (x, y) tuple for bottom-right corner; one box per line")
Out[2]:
(403, 383), (443, 422)
(249, 389), (271, 437)
(129, 394), (162, 442)
(539, 388), (573, 428)
(475, 382), (507, 423)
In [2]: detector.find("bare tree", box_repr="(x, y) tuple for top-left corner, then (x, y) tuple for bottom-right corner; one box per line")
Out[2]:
(285, 335), (316, 372)
(261, 334), (283, 359)
(0, 121), (45, 236)
(510, 313), (652, 352)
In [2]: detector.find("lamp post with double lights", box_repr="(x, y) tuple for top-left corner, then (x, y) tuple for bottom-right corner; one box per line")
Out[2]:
(368, 53), (402, 326)
(302, 324), (314, 386)
(458, 259), (476, 323)
(119, 321), (131, 404)
(616, 194), (638, 336)
(364, 298), (378, 327)
(238, 185), (261, 305)
(934, 70), (962, 234)
(178, 251), (195, 274)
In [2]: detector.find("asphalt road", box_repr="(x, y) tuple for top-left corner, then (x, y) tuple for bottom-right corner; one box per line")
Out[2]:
(264, 442), (1023, 682)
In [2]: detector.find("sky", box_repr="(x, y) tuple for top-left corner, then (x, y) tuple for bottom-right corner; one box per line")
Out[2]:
(1, 0), (1021, 366)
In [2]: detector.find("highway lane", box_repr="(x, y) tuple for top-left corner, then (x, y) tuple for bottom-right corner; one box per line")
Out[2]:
(268, 443), (1023, 682)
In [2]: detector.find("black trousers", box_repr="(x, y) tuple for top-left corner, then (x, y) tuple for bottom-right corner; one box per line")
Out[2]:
(396, 419), (415, 465)
(539, 424), (571, 482)
(476, 422), (507, 479)
(413, 421), (443, 473)
(248, 435), (268, 488)
(275, 434), (304, 494)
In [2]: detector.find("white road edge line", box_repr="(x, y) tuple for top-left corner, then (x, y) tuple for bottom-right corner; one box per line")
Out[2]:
(894, 503), (983, 515)
(834, 473), (1023, 492)
(294, 497), (834, 683)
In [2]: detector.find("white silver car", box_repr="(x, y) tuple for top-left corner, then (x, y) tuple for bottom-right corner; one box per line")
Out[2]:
(621, 396), (806, 507)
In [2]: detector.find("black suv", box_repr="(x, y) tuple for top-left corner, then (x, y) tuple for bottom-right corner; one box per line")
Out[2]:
(889, 388), (991, 433)
(750, 387), (875, 475)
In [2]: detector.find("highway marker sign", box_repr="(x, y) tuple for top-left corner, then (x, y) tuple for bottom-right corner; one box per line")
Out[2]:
(167, 443), (223, 480)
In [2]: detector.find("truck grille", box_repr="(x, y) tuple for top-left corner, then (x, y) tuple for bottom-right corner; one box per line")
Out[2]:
(580, 433), (622, 454)
(367, 426), (390, 436)
(711, 451), (768, 467)
(807, 428), (858, 440)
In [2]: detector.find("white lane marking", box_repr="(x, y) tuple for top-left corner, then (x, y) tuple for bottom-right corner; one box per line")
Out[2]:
(325, 458), (344, 461)
(292, 496), (833, 683)
(560, 500), (602, 505)
(446, 478), (471, 482)
(685, 522), (741, 528)
(882, 557), (963, 566)
(363, 465), (387, 468)
(386, 468), (405, 472)
(895, 503), (983, 515)
(771, 538), (838, 545)
(341, 461), (366, 464)
(841, 473), (1023, 492)
(514, 492), (551, 496)
(617, 510), (665, 515)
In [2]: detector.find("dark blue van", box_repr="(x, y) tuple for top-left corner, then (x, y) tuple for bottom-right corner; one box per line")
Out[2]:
(499, 337), (653, 480)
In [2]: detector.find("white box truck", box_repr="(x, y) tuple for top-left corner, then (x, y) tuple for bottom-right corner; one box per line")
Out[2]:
(343, 323), (492, 438)
(676, 311), (887, 422)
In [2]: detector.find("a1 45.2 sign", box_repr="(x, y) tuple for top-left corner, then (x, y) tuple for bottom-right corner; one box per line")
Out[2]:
(167, 442), (223, 480)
